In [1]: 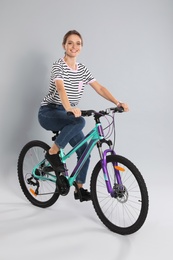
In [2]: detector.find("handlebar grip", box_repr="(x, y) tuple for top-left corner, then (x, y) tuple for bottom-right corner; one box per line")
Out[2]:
(67, 111), (74, 116)
(109, 107), (124, 113)
(117, 106), (124, 113)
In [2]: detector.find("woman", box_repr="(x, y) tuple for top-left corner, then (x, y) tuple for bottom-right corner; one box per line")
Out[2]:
(38, 30), (129, 202)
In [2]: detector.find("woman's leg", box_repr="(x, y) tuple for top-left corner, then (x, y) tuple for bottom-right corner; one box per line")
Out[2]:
(69, 131), (90, 185)
(38, 105), (86, 149)
(69, 132), (91, 201)
(38, 105), (86, 173)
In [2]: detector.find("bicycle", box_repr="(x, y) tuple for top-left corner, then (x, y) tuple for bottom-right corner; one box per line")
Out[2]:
(17, 106), (149, 235)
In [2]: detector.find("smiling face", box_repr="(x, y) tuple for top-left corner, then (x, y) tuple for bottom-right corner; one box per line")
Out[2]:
(63, 34), (82, 58)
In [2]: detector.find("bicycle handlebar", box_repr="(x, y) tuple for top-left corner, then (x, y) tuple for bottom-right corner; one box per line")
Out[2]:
(67, 106), (124, 117)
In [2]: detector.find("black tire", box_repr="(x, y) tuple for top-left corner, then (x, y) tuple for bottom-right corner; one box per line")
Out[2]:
(17, 140), (60, 208)
(91, 155), (149, 235)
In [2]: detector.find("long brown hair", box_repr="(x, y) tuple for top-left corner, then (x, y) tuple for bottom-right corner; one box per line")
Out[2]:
(62, 30), (83, 46)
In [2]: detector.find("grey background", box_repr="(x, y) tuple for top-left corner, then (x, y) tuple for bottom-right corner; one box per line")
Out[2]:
(0, 0), (173, 259)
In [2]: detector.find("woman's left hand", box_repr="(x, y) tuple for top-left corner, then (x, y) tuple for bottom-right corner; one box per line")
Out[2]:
(118, 102), (129, 112)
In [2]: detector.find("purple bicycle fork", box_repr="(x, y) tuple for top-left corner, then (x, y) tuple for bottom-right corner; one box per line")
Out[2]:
(102, 149), (122, 196)
(98, 122), (123, 196)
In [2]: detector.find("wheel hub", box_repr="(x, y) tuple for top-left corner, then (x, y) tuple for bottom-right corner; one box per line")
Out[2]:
(111, 184), (128, 203)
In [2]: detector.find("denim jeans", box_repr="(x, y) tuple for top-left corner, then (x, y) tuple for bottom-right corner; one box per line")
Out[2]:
(38, 105), (90, 184)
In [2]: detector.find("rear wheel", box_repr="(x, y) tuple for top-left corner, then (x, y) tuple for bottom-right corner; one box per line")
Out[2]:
(91, 155), (149, 235)
(17, 140), (60, 208)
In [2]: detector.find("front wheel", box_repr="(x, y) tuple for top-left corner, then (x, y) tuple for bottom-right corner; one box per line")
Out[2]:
(91, 155), (149, 235)
(17, 140), (60, 208)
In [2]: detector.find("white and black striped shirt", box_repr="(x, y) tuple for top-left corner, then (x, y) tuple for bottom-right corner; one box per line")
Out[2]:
(41, 58), (96, 106)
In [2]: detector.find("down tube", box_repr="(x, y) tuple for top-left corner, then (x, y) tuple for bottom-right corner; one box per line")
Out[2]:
(68, 139), (97, 186)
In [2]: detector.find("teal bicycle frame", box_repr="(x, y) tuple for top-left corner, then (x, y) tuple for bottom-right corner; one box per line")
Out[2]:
(60, 122), (104, 186)
(32, 122), (104, 186)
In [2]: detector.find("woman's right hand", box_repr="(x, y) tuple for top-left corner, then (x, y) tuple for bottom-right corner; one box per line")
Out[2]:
(68, 107), (81, 117)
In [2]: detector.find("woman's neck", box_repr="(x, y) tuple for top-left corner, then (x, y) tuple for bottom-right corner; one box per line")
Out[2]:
(63, 56), (77, 70)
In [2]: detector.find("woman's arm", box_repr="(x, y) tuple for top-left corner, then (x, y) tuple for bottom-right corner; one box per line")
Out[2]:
(90, 81), (129, 111)
(55, 80), (81, 117)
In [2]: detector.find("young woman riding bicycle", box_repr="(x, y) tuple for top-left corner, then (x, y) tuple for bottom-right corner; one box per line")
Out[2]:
(38, 30), (129, 201)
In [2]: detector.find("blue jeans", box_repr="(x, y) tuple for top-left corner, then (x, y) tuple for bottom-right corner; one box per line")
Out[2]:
(38, 105), (90, 184)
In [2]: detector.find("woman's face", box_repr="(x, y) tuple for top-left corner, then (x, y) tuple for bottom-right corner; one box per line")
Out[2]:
(63, 34), (82, 58)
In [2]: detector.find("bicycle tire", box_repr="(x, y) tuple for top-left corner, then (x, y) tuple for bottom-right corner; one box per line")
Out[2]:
(91, 155), (149, 235)
(17, 140), (60, 208)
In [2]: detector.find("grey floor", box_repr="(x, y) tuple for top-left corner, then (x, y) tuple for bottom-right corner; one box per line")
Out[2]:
(0, 165), (172, 260)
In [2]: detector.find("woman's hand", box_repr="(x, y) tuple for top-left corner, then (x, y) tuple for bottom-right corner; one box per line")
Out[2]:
(117, 102), (129, 112)
(68, 107), (81, 117)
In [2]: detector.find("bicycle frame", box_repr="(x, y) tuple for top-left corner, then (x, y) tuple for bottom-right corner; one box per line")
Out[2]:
(32, 118), (122, 194)
(60, 122), (103, 186)
(32, 123), (102, 182)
